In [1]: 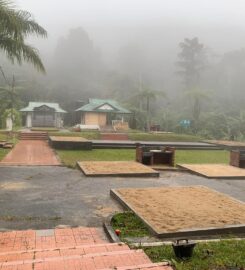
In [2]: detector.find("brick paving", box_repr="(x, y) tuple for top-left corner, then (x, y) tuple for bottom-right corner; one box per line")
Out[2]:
(0, 140), (60, 166)
(0, 228), (172, 270)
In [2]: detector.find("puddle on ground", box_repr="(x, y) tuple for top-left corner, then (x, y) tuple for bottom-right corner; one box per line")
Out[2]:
(0, 182), (30, 191)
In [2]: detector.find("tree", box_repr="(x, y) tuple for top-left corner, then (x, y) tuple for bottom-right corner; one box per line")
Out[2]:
(185, 87), (210, 132)
(177, 37), (206, 90)
(52, 27), (104, 102)
(0, 0), (47, 72)
(0, 67), (21, 130)
(129, 87), (165, 131)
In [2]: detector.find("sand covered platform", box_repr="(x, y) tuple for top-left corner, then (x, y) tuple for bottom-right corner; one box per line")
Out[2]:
(178, 164), (245, 179)
(111, 186), (245, 238)
(205, 140), (245, 149)
(49, 136), (92, 150)
(77, 161), (159, 177)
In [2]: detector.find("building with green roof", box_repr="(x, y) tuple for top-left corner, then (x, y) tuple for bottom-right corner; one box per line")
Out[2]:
(20, 102), (67, 128)
(75, 99), (131, 128)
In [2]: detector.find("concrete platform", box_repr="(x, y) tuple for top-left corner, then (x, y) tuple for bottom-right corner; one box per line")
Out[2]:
(178, 164), (245, 179)
(111, 186), (245, 239)
(77, 161), (159, 177)
(49, 136), (92, 150)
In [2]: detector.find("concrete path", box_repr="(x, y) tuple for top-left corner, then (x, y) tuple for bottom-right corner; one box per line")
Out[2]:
(0, 166), (244, 231)
(0, 140), (60, 166)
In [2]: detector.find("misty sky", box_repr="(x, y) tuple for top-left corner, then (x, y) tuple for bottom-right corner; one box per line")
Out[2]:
(17, 0), (245, 28)
(15, 0), (245, 60)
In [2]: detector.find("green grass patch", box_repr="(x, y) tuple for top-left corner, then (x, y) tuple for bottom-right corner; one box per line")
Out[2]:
(0, 149), (9, 161)
(128, 133), (201, 142)
(0, 132), (18, 160)
(56, 149), (135, 168)
(49, 131), (100, 140)
(111, 212), (150, 238)
(176, 150), (229, 164)
(144, 240), (245, 269)
(110, 212), (245, 269)
(31, 127), (60, 132)
(56, 149), (229, 168)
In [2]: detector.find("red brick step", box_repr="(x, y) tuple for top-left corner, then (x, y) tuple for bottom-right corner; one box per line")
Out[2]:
(0, 228), (173, 270)
(19, 132), (48, 141)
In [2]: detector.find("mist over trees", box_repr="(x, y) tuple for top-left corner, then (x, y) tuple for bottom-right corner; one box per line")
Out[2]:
(0, 4), (245, 139)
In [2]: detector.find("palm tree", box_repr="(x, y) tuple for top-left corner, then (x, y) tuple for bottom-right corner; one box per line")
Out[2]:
(0, 0), (47, 72)
(130, 87), (165, 131)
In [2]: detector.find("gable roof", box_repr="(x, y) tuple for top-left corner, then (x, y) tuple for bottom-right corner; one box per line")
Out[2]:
(76, 99), (131, 114)
(20, 102), (67, 113)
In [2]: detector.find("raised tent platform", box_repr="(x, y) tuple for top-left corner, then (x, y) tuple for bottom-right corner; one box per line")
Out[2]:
(204, 140), (245, 150)
(77, 161), (159, 177)
(111, 186), (245, 239)
(49, 136), (92, 150)
(178, 163), (245, 179)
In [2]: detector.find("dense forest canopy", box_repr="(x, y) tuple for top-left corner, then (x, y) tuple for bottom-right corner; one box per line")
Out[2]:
(0, 0), (245, 139)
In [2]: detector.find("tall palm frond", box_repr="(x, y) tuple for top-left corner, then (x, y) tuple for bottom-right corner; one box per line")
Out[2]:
(0, 0), (47, 72)
(0, 34), (45, 72)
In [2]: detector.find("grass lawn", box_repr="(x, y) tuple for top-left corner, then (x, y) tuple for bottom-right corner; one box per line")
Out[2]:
(31, 127), (60, 132)
(49, 131), (100, 140)
(56, 149), (134, 168)
(111, 212), (245, 269)
(0, 149), (9, 161)
(128, 133), (201, 142)
(56, 149), (229, 168)
(0, 132), (18, 161)
(144, 241), (245, 270)
(49, 131), (200, 142)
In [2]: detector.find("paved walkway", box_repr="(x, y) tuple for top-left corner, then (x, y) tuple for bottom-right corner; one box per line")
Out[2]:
(0, 140), (60, 166)
(0, 166), (244, 231)
(0, 227), (172, 270)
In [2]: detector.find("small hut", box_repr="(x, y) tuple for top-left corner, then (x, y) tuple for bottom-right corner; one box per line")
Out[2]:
(75, 99), (131, 129)
(20, 102), (67, 128)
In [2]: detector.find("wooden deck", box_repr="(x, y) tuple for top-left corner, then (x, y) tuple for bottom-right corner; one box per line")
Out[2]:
(178, 163), (245, 179)
(77, 161), (159, 177)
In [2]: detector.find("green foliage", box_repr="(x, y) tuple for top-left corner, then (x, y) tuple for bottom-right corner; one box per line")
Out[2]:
(177, 37), (207, 89)
(0, 148), (9, 160)
(1, 108), (21, 128)
(111, 212), (149, 238)
(0, 0), (47, 72)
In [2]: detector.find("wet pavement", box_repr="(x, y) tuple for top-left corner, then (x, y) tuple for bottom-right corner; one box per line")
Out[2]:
(0, 140), (60, 166)
(0, 166), (244, 231)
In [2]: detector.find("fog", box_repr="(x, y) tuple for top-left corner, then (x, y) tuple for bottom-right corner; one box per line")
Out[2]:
(1, 0), (245, 138)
